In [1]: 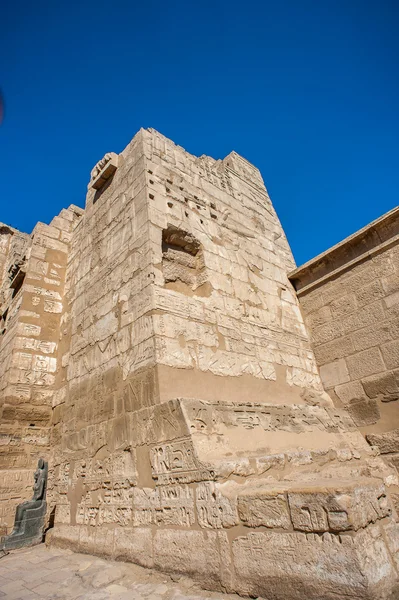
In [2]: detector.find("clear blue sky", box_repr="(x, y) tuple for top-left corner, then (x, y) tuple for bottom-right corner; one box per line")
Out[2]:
(1, 0), (398, 265)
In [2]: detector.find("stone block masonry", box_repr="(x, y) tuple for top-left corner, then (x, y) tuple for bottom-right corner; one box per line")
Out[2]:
(0, 206), (83, 532)
(289, 207), (399, 510)
(1, 128), (399, 599)
(289, 209), (399, 412)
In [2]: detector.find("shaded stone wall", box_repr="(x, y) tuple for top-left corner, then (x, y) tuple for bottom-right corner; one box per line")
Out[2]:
(289, 207), (399, 475)
(0, 208), (82, 532)
(50, 131), (153, 530)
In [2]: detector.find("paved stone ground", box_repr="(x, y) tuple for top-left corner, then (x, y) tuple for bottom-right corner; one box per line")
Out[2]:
(0, 544), (241, 600)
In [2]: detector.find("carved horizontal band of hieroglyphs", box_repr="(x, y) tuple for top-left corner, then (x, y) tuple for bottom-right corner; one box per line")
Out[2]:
(150, 439), (214, 484)
(0, 427), (49, 448)
(132, 486), (195, 526)
(11, 352), (57, 372)
(14, 338), (57, 354)
(59, 478), (391, 533)
(16, 323), (41, 337)
(8, 369), (55, 386)
(0, 470), (33, 489)
(3, 385), (54, 403)
(78, 481), (133, 504)
(182, 400), (356, 433)
(72, 483), (134, 527)
(58, 452), (137, 489)
(0, 434), (21, 448)
(76, 505), (132, 526)
(24, 285), (62, 300)
(287, 481), (391, 532)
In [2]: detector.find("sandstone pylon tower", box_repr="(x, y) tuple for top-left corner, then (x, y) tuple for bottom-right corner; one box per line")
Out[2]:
(1, 129), (399, 599)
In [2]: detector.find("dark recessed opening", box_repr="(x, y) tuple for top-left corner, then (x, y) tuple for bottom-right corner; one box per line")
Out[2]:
(11, 270), (25, 298)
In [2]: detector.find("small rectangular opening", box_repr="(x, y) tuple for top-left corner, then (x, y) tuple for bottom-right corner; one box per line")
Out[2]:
(11, 269), (25, 298)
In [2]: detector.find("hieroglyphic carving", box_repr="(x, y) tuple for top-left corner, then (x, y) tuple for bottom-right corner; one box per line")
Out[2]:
(196, 482), (238, 528)
(150, 439), (214, 484)
(288, 481), (391, 533)
(70, 450), (136, 486)
(183, 399), (357, 435)
(133, 485), (195, 526)
(3, 128), (397, 599)
(76, 478), (134, 528)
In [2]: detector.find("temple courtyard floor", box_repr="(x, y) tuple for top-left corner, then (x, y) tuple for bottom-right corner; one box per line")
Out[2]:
(0, 544), (239, 600)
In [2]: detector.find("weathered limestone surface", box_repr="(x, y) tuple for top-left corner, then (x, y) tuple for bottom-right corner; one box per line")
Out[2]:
(1, 129), (399, 599)
(0, 208), (82, 531)
(289, 208), (399, 513)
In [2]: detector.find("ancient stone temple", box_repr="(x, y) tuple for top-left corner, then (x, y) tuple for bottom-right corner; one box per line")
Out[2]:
(1, 128), (399, 599)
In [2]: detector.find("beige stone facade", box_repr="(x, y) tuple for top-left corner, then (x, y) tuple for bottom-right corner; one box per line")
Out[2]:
(0, 208), (83, 532)
(1, 129), (399, 599)
(289, 208), (399, 480)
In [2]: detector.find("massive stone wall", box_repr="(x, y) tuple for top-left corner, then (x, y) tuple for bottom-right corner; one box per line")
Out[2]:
(1, 129), (399, 599)
(46, 130), (399, 599)
(289, 208), (399, 497)
(0, 208), (82, 532)
(49, 128), (327, 529)
(143, 128), (324, 402)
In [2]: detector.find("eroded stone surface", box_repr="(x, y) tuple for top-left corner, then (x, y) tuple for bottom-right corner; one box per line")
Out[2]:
(0, 544), (242, 600)
(1, 129), (399, 599)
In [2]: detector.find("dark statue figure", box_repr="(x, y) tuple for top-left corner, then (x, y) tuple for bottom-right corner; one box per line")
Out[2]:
(1, 459), (48, 551)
